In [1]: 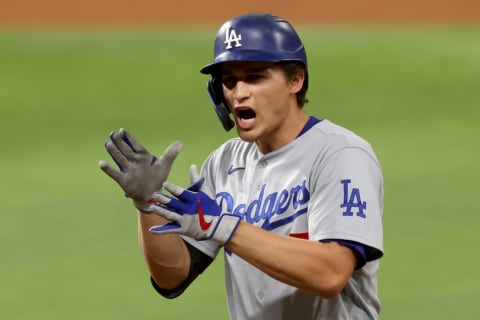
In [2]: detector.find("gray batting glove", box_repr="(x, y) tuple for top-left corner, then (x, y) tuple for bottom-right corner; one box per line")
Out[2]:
(99, 128), (182, 213)
(148, 180), (241, 245)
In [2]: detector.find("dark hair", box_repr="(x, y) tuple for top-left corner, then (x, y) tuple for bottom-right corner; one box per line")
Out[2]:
(278, 62), (309, 107)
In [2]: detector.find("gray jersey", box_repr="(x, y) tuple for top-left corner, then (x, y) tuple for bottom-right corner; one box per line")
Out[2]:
(183, 119), (384, 320)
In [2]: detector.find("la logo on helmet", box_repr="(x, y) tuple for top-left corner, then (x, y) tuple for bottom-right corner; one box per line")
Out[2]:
(224, 27), (242, 50)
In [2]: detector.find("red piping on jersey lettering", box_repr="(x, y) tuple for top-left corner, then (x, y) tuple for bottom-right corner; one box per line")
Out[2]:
(197, 195), (212, 230)
(289, 232), (309, 239)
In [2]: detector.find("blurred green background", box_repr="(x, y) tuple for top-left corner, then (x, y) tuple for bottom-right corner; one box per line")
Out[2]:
(0, 26), (479, 319)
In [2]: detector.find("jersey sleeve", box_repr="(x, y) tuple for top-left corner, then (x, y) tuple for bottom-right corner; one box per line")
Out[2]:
(308, 147), (384, 261)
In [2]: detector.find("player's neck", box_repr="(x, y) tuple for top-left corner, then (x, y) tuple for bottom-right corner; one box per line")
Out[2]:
(256, 111), (309, 154)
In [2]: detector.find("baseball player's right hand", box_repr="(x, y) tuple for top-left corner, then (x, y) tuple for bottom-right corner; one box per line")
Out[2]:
(98, 128), (182, 213)
(148, 181), (241, 245)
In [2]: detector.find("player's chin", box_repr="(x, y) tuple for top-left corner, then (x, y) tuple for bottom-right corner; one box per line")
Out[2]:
(235, 126), (259, 142)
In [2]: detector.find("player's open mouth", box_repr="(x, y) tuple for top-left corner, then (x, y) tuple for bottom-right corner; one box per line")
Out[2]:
(235, 108), (256, 129)
(235, 108), (256, 120)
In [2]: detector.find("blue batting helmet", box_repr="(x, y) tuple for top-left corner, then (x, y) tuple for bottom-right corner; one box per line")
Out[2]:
(201, 13), (308, 131)
(201, 13), (307, 74)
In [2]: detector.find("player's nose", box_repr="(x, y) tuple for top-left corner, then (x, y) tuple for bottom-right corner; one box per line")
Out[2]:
(232, 81), (250, 102)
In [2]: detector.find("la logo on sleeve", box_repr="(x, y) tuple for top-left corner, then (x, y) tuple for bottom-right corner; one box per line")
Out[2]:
(340, 179), (367, 218)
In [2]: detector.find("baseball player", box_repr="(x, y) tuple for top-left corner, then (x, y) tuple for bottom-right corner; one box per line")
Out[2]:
(99, 13), (384, 319)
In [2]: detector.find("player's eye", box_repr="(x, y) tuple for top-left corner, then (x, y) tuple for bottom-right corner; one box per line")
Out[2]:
(222, 73), (263, 89)
(245, 74), (263, 83)
(222, 76), (237, 89)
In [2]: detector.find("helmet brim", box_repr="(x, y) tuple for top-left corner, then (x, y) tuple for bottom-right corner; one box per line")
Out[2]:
(200, 50), (306, 75)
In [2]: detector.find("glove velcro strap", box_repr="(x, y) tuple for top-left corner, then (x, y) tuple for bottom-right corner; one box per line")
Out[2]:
(212, 214), (241, 245)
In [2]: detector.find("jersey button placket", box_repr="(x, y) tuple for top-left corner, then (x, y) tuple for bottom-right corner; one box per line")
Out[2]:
(256, 290), (264, 301)
(255, 160), (267, 190)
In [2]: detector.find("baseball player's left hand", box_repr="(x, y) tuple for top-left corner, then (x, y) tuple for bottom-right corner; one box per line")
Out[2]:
(149, 182), (241, 245)
(99, 128), (182, 213)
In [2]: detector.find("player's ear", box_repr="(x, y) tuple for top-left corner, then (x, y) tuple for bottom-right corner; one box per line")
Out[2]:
(288, 70), (305, 94)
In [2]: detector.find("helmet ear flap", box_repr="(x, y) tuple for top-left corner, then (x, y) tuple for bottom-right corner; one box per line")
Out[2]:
(207, 76), (235, 131)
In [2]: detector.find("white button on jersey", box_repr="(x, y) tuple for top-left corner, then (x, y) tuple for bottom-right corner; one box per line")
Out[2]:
(256, 291), (264, 300)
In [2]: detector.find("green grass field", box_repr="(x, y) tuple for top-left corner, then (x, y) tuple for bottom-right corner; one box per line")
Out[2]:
(1, 26), (479, 319)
